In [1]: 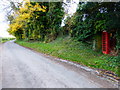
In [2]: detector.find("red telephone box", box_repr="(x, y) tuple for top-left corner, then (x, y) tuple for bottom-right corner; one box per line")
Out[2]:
(102, 31), (110, 54)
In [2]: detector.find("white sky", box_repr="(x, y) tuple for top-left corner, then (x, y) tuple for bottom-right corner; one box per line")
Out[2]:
(61, 0), (79, 26)
(0, 0), (79, 37)
(0, 0), (22, 38)
(0, 12), (12, 38)
(0, 7), (10, 37)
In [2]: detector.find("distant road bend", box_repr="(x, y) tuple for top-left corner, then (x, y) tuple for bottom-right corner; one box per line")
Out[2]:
(0, 41), (118, 88)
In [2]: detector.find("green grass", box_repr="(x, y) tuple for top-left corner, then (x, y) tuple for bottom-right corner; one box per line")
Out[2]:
(16, 36), (118, 75)
(0, 38), (15, 43)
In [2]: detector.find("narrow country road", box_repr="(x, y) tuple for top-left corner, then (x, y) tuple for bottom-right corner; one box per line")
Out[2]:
(0, 41), (117, 88)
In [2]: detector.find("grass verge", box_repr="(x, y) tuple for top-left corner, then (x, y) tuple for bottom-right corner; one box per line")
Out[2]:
(15, 36), (119, 76)
(0, 38), (15, 43)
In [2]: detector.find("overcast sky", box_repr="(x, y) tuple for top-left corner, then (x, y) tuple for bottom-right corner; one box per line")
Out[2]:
(0, 6), (10, 37)
(0, 0), (14, 37)
(0, 0), (79, 38)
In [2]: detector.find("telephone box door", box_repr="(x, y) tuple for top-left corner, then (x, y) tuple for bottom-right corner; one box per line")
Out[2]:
(102, 31), (110, 54)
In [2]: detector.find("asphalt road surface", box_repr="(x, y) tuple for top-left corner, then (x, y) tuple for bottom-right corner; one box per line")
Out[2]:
(0, 41), (118, 88)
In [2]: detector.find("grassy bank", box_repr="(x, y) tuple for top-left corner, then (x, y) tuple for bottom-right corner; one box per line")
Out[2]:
(16, 36), (118, 75)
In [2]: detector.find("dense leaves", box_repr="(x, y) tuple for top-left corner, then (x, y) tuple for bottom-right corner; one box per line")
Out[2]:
(8, 1), (120, 53)
(8, 0), (64, 42)
(64, 2), (120, 50)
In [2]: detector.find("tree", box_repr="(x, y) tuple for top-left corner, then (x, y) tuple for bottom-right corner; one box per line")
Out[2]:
(8, 1), (64, 42)
(45, 2), (64, 42)
(8, 0), (46, 40)
(64, 2), (120, 51)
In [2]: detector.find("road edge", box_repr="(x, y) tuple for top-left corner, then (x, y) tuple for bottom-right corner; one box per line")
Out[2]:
(15, 41), (119, 88)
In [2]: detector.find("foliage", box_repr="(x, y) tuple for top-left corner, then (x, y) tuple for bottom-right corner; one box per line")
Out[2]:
(44, 2), (64, 42)
(8, 0), (46, 40)
(106, 55), (120, 76)
(116, 30), (120, 51)
(64, 2), (120, 43)
(8, 1), (64, 41)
